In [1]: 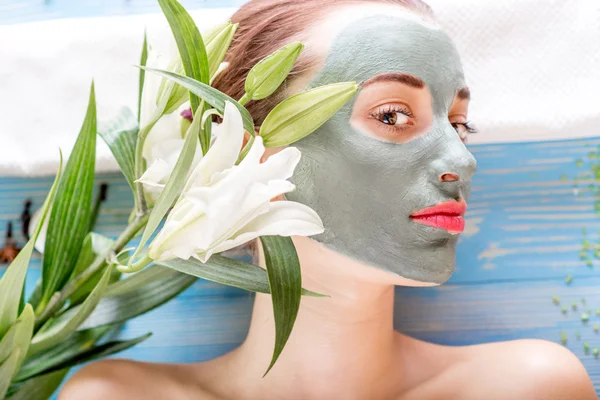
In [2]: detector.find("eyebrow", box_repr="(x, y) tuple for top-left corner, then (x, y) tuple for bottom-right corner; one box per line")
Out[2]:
(457, 87), (470, 100)
(362, 73), (425, 89)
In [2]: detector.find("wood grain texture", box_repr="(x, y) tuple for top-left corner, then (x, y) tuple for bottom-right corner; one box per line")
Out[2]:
(2, 136), (600, 395)
(1, 1), (599, 393)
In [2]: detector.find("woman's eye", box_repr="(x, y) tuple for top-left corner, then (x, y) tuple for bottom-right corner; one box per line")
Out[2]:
(371, 106), (413, 127)
(380, 112), (406, 125)
(452, 123), (468, 139)
(451, 121), (477, 143)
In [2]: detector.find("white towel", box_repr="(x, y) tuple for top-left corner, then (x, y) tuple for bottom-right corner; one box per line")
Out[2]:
(0, 9), (236, 177)
(427, 0), (600, 145)
(1, 1), (599, 177)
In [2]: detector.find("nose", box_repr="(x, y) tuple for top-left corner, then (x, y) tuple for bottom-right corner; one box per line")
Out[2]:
(440, 172), (460, 182)
(429, 129), (477, 198)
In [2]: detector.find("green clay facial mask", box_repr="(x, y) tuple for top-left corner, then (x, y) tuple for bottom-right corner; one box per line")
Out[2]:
(286, 14), (477, 284)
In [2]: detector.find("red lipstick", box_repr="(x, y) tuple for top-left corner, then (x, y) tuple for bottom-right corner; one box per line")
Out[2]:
(410, 199), (467, 234)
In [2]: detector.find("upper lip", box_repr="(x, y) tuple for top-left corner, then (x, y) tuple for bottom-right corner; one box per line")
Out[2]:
(410, 199), (467, 218)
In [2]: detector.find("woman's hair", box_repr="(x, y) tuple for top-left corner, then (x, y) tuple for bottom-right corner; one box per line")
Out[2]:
(212, 0), (433, 125)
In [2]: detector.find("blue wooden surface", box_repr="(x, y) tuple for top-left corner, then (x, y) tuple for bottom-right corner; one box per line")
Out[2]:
(2, 137), (600, 396)
(2, 0), (600, 395)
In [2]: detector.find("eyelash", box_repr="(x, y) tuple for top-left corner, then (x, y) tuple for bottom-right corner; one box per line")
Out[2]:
(369, 105), (414, 131)
(452, 121), (478, 134)
(369, 105), (479, 139)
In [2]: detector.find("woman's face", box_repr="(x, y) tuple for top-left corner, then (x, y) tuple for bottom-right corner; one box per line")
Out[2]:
(285, 10), (477, 284)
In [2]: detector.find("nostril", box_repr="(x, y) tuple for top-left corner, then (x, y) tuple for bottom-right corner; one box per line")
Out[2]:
(440, 172), (460, 182)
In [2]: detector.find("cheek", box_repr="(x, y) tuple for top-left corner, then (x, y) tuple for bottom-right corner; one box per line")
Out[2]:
(349, 117), (376, 141)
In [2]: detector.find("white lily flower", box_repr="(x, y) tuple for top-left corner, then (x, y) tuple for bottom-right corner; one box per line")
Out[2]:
(148, 102), (324, 263)
(138, 49), (200, 201)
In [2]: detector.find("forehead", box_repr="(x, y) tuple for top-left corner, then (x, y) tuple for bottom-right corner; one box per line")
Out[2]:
(308, 14), (465, 108)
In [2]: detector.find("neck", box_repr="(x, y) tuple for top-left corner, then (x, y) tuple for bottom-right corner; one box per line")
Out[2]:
(229, 236), (405, 399)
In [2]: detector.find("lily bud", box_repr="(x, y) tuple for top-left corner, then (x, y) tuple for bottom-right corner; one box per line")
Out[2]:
(244, 42), (304, 101)
(202, 20), (231, 44)
(205, 22), (238, 78)
(260, 82), (359, 147)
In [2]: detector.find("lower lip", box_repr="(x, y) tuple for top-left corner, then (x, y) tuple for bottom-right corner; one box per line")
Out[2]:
(411, 214), (465, 234)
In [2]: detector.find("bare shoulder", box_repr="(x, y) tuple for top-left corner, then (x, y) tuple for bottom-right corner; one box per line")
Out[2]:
(458, 339), (597, 400)
(59, 359), (220, 400)
(59, 359), (147, 400)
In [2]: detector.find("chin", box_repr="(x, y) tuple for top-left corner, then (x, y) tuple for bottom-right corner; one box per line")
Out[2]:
(381, 236), (459, 285)
(317, 233), (459, 286)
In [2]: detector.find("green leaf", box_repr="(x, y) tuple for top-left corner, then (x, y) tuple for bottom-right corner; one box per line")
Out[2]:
(12, 305), (34, 377)
(245, 42), (303, 101)
(0, 241), (39, 335)
(29, 266), (112, 355)
(158, 255), (272, 293)
(206, 22), (237, 78)
(0, 322), (17, 364)
(7, 368), (68, 400)
(259, 236), (302, 375)
(200, 101), (213, 156)
(41, 83), (97, 307)
(78, 265), (196, 330)
(26, 283), (42, 314)
(141, 67), (255, 135)
(0, 305), (31, 369)
(260, 82), (359, 147)
(0, 153), (63, 336)
(0, 348), (21, 399)
(15, 327), (147, 382)
(0, 306), (33, 368)
(14, 326), (108, 382)
(158, 0), (209, 112)
(98, 107), (139, 190)
(58, 332), (152, 372)
(138, 31), (149, 122)
(236, 136), (255, 165)
(157, 255), (322, 297)
(129, 106), (202, 270)
(0, 307), (34, 395)
(24, 152), (64, 313)
(68, 233), (116, 306)
(156, 58), (189, 117)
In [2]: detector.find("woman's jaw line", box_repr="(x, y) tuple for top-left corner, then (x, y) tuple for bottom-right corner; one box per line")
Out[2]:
(292, 236), (442, 288)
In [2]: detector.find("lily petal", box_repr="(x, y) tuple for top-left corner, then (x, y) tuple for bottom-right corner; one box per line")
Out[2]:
(139, 49), (164, 128)
(143, 105), (188, 161)
(205, 200), (324, 259)
(137, 159), (170, 188)
(239, 135), (265, 167)
(235, 200), (324, 238)
(189, 101), (244, 187)
(253, 146), (301, 183)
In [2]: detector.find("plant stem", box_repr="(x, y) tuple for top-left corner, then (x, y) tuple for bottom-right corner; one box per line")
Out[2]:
(118, 254), (153, 274)
(34, 214), (150, 331)
(134, 120), (158, 216)
(239, 92), (251, 106)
